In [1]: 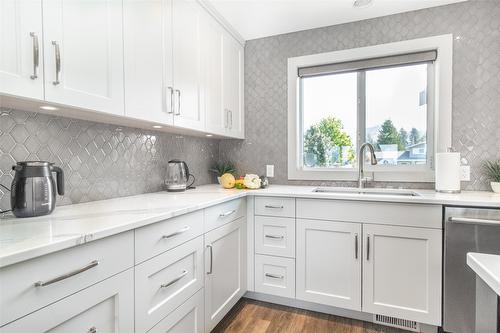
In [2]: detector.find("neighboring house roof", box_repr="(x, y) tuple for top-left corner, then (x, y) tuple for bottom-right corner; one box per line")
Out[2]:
(398, 150), (426, 161)
(406, 142), (427, 149)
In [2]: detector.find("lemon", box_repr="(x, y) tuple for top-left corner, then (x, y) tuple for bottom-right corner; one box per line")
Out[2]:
(220, 173), (236, 189)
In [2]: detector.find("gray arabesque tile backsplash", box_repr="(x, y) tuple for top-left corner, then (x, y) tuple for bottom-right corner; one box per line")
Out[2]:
(219, 0), (500, 191)
(1, 1), (499, 211)
(0, 108), (219, 210)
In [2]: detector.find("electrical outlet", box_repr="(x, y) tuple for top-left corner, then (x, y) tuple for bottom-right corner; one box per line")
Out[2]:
(460, 165), (470, 181)
(266, 165), (274, 178)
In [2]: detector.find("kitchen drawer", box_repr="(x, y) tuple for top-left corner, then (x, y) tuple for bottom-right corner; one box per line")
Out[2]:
(204, 198), (246, 232)
(255, 197), (295, 218)
(148, 289), (204, 333)
(0, 231), (134, 327)
(255, 216), (295, 258)
(255, 254), (295, 298)
(1, 268), (134, 332)
(135, 236), (204, 333)
(296, 199), (442, 229)
(135, 210), (204, 263)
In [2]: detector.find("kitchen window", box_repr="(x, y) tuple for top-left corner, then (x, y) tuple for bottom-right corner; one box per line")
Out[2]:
(287, 35), (453, 182)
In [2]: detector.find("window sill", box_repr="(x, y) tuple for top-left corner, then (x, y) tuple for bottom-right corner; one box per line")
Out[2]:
(288, 168), (435, 182)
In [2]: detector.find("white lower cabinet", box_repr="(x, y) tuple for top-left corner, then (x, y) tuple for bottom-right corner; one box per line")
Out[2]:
(296, 219), (362, 311)
(255, 254), (295, 298)
(362, 223), (442, 325)
(0, 231), (134, 326)
(1, 269), (134, 333)
(204, 217), (247, 332)
(135, 236), (204, 333)
(148, 289), (204, 333)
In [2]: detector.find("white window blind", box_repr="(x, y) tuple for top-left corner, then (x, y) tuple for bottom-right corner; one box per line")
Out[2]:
(298, 50), (437, 78)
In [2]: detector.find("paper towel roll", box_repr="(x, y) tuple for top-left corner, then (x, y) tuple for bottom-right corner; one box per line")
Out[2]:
(435, 152), (461, 193)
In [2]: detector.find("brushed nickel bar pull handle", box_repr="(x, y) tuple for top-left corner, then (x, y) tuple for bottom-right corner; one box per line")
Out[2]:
(219, 210), (236, 217)
(34, 260), (99, 287)
(354, 233), (358, 259)
(265, 234), (284, 240)
(229, 110), (233, 129)
(366, 235), (370, 261)
(206, 245), (213, 275)
(264, 205), (284, 209)
(265, 273), (284, 279)
(30, 32), (39, 79)
(162, 226), (190, 239)
(224, 109), (229, 128)
(160, 270), (188, 289)
(166, 86), (174, 114)
(174, 89), (181, 115)
(449, 217), (500, 226)
(88, 327), (97, 333)
(52, 41), (61, 85)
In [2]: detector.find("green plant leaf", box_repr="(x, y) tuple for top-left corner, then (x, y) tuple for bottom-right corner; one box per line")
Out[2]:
(209, 161), (236, 176)
(483, 160), (500, 182)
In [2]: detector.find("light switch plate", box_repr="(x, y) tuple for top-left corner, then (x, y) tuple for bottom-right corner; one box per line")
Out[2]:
(266, 165), (274, 178)
(460, 165), (471, 181)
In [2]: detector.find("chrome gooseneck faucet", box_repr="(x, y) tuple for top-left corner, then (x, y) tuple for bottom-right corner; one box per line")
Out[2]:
(358, 143), (378, 189)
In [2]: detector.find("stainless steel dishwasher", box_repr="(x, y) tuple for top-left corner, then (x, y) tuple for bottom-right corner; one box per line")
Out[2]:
(443, 206), (500, 333)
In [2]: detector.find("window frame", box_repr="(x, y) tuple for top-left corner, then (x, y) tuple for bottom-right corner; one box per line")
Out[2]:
(287, 35), (453, 182)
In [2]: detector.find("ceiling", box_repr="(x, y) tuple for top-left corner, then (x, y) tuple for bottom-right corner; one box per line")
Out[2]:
(206, 0), (467, 41)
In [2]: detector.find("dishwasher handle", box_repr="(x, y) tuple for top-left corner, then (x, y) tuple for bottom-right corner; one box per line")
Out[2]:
(448, 216), (500, 226)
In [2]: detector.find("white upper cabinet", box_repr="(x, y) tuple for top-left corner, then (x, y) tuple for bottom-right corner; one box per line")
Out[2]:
(0, 0), (44, 100)
(1, 0), (244, 137)
(42, 0), (124, 115)
(201, 10), (225, 136)
(201, 11), (245, 138)
(222, 31), (244, 138)
(362, 224), (442, 325)
(123, 0), (174, 125)
(296, 219), (362, 311)
(172, 0), (204, 131)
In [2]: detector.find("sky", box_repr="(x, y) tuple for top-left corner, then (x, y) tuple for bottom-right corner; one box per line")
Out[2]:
(301, 63), (428, 144)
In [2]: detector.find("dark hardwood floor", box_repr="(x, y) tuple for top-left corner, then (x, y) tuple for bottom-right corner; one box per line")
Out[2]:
(212, 298), (411, 333)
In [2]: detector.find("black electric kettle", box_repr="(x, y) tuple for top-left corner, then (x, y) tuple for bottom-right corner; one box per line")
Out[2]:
(10, 161), (65, 218)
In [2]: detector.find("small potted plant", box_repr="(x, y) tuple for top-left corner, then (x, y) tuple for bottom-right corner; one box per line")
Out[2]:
(483, 160), (500, 193)
(209, 161), (236, 184)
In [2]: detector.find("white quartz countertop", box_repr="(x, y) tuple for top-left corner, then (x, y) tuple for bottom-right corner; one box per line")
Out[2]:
(250, 185), (500, 207)
(1, 184), (500, 268)
(467, 253), (500, 296)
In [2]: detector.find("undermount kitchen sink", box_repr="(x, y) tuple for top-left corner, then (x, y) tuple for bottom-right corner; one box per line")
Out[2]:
(312, 187), (421, 197)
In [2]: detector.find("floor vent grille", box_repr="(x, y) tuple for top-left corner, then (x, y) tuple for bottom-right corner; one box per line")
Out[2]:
(373, 314), (420, 332)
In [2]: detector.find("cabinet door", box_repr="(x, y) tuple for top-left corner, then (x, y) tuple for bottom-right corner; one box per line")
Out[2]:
(123, 0), (174, 125)
(148, 289), (204, 333)
(135, 236), (204, 333)
(296, 219), (361, 311)
(362, 224), (442, 325)
(204, 217), (247, 331)
(0, 0), (43, 99)
(222, 31), (244, 138)
(42, 0), (124, 115)
(172, 0), (203, 130)
(1, 269), (134, 333)
(201, 10), (224, 135)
